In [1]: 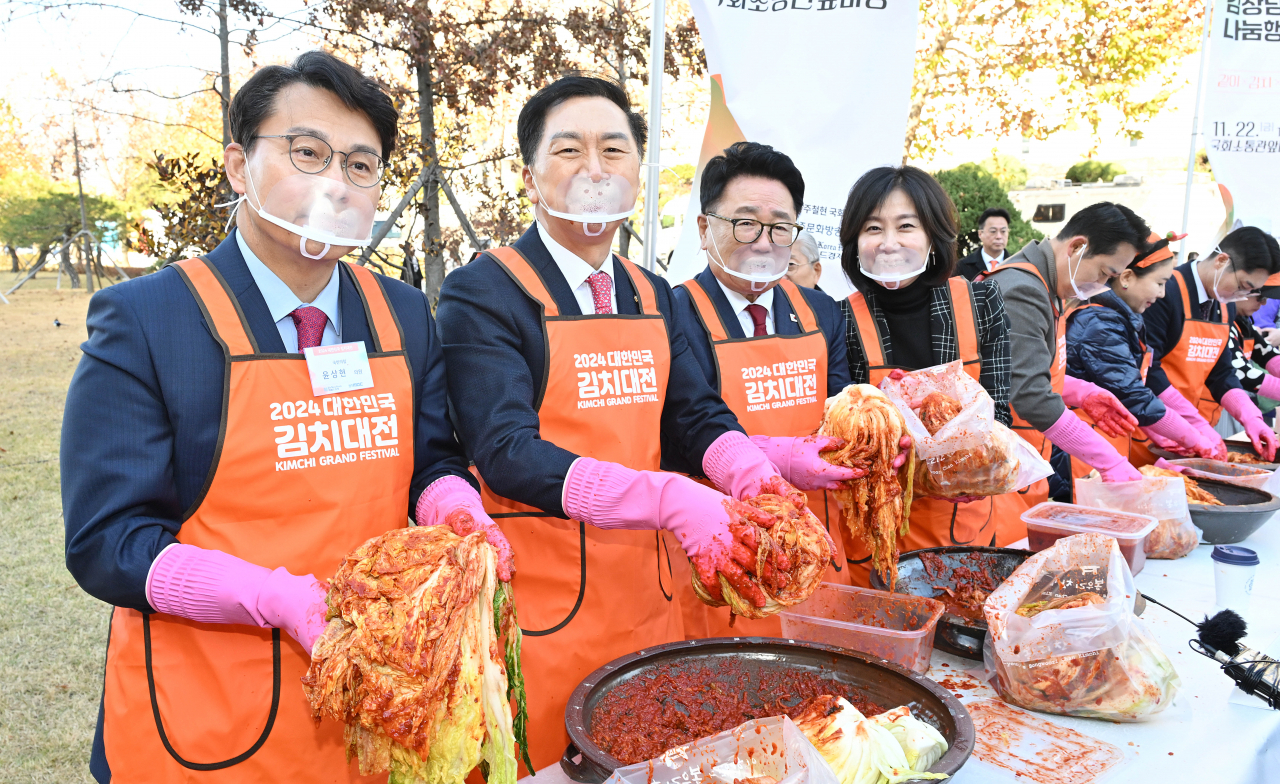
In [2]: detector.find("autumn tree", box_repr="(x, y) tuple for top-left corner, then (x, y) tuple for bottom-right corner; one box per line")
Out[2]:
(906, 0), (1203, 160)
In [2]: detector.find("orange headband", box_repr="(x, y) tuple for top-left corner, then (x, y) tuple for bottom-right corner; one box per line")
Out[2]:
(1133, 231), (1187, 269)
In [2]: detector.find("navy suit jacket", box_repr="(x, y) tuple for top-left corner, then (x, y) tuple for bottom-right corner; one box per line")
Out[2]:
(435, 225), (744, 516)
(1143, 261), (1240, 402)
(61, 232), (472, 614)
(662, 267), (851, 474)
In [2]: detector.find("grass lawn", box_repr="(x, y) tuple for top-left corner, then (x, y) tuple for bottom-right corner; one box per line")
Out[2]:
(0, 274), (124, 782)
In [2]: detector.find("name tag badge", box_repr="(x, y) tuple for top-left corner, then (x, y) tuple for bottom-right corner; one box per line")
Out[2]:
(304, 342), (374, 396)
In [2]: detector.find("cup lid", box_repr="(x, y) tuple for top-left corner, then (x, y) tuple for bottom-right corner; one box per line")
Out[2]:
(1211, 545), (1260, 566)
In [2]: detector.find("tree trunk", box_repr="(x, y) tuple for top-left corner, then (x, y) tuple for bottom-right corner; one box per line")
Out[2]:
(416, 34), (445, 305)
(61, 241), (81, 289)
(6, 243), (18, 273)
(219, 0), (232, 148)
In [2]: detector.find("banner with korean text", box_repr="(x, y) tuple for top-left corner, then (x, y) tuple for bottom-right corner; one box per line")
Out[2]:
(1203, 0), (1280, 233)
(666, 0), (920, 298)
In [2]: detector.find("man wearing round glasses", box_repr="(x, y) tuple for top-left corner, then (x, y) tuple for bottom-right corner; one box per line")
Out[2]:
(60, 51), (510, 782)
(1143, 226), (1280, 459)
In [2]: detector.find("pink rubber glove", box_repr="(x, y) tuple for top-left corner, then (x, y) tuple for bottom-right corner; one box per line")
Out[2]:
(146, 543), (329, 654)
(1267, 355), (1280, 376)
(1259, 373), (1280, 403)
(1222, 387), (1278, 461)
(1158, 386), (1227, 460)
(1144, 407), (1219, 460)
(1153, 458), (1185, 473)
(1062, 376), (1138, 439)
(1044, 408), (1142, 482)
(415, 475), (515, 581)
(563, 457), (792, 607)
(748, 434), (865, 490)
(703, 430), (787, 499)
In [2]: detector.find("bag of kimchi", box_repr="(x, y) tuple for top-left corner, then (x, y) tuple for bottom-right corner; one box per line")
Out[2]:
(1074, 473), (1200, 560)
(983, 532), (1180, 721)
(879, 360), (1052, 499)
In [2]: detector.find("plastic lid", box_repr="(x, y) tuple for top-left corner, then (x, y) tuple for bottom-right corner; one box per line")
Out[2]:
(1212, 545), (1260, 566)
(1020, 501), (1158, 541)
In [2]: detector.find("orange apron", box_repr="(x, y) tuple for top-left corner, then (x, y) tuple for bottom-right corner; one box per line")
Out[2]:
(672, 277), (846, 639)
(981, 262), (1073, 545)
(1065, 304), (1155, 480)
(1161, 273), (1230, 426)
(474, 247), (679, 773)
(842, 278), (997, 587)
(102, 258), (414, 782)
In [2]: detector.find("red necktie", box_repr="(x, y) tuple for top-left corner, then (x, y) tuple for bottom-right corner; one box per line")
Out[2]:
(290, 305), (328, 351)
(587, 271), (613, 315)
(746, 303), (769, 337)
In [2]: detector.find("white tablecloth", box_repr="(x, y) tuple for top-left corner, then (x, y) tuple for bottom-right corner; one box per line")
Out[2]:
(521, 515), (1280, 784)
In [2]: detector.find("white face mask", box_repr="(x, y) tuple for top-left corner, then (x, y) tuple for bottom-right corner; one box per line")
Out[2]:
(859, 244), (930, 290)
(1068, 242), (1110, 300)
(531, 171), (637, 237)
(232, 161), (376, 259)
(707, 222), (791, 292)
(1207, 247), (1254, 304)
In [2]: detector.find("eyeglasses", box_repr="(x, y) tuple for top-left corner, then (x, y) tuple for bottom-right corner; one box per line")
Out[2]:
(706, 212), (802, 247)
(255, 134), (386, 188)
(981, 227), (1009, 236)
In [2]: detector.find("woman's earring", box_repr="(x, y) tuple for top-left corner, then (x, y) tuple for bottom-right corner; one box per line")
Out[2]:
(1122, 283), (1130, 289)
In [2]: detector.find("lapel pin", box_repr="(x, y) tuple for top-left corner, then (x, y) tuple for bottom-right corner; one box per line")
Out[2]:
(790, 313), (799, 323)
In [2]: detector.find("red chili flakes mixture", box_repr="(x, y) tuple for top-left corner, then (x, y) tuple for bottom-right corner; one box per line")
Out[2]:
(589, 662), (883, 764)
(919, 552), (1001, 622)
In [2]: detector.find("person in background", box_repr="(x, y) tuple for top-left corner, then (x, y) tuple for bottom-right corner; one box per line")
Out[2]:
(982, 202), (1147, 545)
(839, 165), (1011, 584)
(1064, 232), (1224, 485)
(957, 207), (1011, 280)
(1143, 226), (1280, 461)
(1228, 290), (1280, 409)
(1187, 251), (1200, 264)
(787, 228), (825, 289)
(60, 52), (507, 782)
(1251, 274), (1280, 336)
(666, 141), (857, 637)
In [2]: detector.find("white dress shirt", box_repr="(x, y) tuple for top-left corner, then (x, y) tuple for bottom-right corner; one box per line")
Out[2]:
(237, 231), (342, 352)
(714, 276), (775, 336)
(537, 222), (618, 314)
(981, 248), (1006, 271)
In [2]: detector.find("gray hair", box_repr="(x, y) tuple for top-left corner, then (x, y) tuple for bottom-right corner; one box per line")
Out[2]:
(794, 229), (821, 264)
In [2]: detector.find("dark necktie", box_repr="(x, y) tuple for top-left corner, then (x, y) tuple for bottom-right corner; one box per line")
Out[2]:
(290, 305), (328, 351)
(746, 303), (769, 337)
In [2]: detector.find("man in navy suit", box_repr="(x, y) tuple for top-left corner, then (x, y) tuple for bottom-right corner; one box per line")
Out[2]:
(61, 51), (511, 782)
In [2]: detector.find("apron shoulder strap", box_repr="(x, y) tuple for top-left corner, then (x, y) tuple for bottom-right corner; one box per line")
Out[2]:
(680, 278), (731, 342)
(985, 260), (1059, 319)
(172, 257), (258, 357)
(487, 246), (562, 318)
(946, 276), (982, 380)
(345, 262), (405, 353)
(776, 278), (821, 333)
(614, 255), (660, 315)
(846, 291), (891, 371)
(1173, 271), (1194, 318)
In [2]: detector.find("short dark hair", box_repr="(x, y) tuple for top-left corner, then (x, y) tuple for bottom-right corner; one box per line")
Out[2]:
(1056, 202), (1150, 258)
(978, 207), (1012, 229)
(699, 142), (805, 215)
(517, 75), (647, 165)
(229, 51), (399, 161)
(840, 165), (959, 292)
(1219, 226), (1280, 275)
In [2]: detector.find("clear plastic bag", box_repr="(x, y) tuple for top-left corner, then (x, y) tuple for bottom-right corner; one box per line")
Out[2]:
(982, 532), (1180, 721)
(879, 360), (1052, 498)
(1074, 474), (1199, 559)
(603, 715), (839, 784)
(1165, 458), (1280, 496)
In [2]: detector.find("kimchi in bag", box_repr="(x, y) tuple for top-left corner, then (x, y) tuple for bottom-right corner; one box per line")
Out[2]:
(1074, 474), (1199, 560)
(983, 532), (1179, 721)
(879, 360), (1052, 498)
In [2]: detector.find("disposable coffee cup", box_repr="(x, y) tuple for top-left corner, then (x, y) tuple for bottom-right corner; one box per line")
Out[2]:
(1212, 545), (1259, 617)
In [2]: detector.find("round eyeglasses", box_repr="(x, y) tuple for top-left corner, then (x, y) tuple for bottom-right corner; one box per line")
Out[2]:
(255, 134), (386, 188)
(706, 212), (802, 247)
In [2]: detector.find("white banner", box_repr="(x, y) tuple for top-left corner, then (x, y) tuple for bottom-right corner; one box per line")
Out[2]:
(1203, 0), (1280, 233)
(666, 0), (920, 299)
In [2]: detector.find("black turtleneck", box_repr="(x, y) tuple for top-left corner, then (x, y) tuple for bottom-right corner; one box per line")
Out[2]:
(877, 282), (933, 369)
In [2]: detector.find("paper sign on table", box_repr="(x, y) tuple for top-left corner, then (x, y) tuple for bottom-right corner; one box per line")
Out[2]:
(304, 342), (374, 396)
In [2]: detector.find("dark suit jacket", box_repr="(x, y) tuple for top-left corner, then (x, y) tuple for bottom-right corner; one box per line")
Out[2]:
(661, 267), (851, 474)
(61, 231), (472, 613)
(1143, 261), (1241, 402)
(435, 225), (743, 516)
(958, 248), (1007, 281)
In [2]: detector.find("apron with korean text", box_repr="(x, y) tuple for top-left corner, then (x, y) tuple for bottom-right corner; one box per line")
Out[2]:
(1163, 273), (1231, 426)
(843, 277), (996, 586)
(673, 277), (845, 638)
(474, 246), (678, 773)
(102, 258), (415, 782)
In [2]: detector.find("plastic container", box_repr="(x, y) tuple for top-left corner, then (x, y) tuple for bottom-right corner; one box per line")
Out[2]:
(1212, 545), (1259, 618)
(779, 583), (944, 673)
(1021, 502), (1158, 576)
